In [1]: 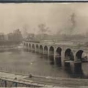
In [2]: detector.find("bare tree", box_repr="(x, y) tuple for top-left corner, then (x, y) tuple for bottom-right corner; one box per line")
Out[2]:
(23, 24), (29, 39)
(38, 24), (50, 40)
(38, 24), (49, 34)
(68, 13), (76, 35)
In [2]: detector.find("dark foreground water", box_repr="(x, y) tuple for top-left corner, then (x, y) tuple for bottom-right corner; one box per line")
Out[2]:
(0, 49), (88, 79)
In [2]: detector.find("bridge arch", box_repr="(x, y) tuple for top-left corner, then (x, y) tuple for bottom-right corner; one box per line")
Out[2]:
(24, 42), (27, 49)
(32, 44), (35, 52)
(49, 46), (54, 54)
(76, 50), (84, 61)
(39, 45), (43, 54)
(24, 42), (26, 46)
(24, 43), (29, 50)
(36, 44), (39, 53)
(74, 50), (86, 75)
(55, 47), (62, 66)
(49, 46), (54, 64)
(44, 46), (48, 57)
(29, 43), (31, 48)
(29, 43), (31, 50)
(26, 43), (28, 47)
(65, 48), (74, 61)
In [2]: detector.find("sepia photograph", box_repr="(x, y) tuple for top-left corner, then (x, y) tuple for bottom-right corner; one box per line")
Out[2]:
(0, 2), (88, 87)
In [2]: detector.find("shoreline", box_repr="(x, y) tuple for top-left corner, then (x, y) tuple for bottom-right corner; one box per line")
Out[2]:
(0, 71), (88, 87)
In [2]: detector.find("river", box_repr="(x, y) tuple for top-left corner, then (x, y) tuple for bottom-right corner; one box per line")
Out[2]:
(0, 48), (88, 79)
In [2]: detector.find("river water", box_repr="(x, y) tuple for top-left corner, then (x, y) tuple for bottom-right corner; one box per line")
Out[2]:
(0, 48), (88, 79)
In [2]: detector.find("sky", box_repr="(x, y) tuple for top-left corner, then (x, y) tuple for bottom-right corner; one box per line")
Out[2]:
(0, 3), (88, 35)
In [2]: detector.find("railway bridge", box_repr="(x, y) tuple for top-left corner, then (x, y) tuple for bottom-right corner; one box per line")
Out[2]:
(23, 40), (88, 74)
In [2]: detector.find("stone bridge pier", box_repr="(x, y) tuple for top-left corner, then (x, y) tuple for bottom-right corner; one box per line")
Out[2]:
(23, 41), (88, 76)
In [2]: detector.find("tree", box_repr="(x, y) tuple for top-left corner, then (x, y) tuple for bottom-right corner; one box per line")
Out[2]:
(7, 29), (23, 44)
(67, 13), (76, 35)
(38, 24), (49, 40)
(38, 24), (50, 34)
(13, 29), (23, 42)
(0, 33), (5, 41)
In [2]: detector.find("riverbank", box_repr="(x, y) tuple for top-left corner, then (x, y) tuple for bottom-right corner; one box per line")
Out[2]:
(0, 44), (23, 52)
(26, 74), (88, 87)
(0, 71), (88, 87)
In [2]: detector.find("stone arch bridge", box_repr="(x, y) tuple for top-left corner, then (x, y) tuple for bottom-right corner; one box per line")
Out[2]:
(23, 41), (88, 74)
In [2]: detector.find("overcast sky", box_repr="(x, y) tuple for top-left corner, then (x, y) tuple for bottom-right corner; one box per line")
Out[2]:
(0, 3), (88, 35)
